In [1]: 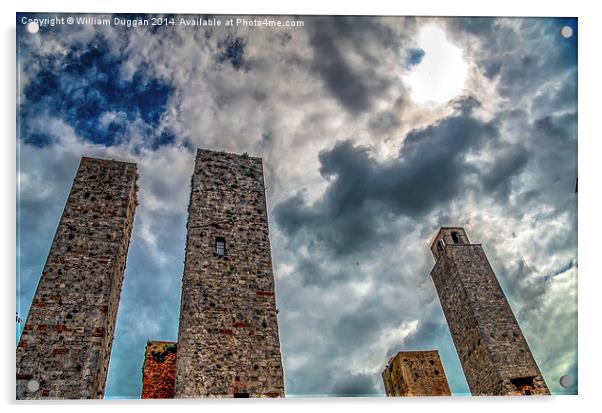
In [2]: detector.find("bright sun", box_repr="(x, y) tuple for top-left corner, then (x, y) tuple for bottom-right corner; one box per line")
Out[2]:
(403, 25), (468, 107)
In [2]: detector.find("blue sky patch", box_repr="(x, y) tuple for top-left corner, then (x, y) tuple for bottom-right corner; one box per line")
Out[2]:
(217, 35), (248, 71)
(405, 48), (425, 69)
(21, 36), (174, 148)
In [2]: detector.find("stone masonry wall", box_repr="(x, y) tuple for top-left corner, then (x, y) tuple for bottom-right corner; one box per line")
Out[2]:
(141, 341), (177, 399)
(16, 157), (138, 399)
(174, 149), (285, 398)
(429, 228), (550, 396)
(382, 350), (451, 396)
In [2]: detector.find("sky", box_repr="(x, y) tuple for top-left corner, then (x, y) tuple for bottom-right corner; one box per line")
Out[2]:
(16, 14), (578, 397)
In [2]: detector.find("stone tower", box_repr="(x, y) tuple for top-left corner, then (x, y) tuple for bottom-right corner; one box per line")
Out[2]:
(141, 341), (177, 399)
(16, 157), (138, 399)
(382, 350), (451, 396)
(175, 149), (285, 398)
(429, 227), (549, 396)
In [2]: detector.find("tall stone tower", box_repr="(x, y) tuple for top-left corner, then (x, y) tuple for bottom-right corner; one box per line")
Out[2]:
(175, 149), (285, 398)
(382, 350), (451, 396)
(429, 227), (549, 396)
(16, 157), (138, 399)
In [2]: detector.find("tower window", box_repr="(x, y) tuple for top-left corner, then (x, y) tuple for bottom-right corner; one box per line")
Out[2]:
(437, 239), (446, 251)
(215, 237), (226, 256)
(234, 392), (249, 398)
(451, 231), (462, 244)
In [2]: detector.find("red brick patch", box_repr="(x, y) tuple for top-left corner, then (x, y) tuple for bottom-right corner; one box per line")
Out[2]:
(141, 343), (177, 399)
(220, 329), (234, 335)
(232, 322), (248, 328)
(18, 340), (27, 348)
(51, 348), (69, 356)
(255, 291), (274, 296)
(54, 324), (69, 333)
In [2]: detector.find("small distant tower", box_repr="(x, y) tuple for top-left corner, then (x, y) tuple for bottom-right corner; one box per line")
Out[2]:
(16, 157), (138, 399)
(382, 350), (451, 396)
(174, 149), (285, 398)
(141, 341), (177, 399)
(429, 227), (550, 396)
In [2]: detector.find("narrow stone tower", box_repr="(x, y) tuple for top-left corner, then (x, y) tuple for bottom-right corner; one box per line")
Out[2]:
(16, 157), (138, 399)
(174, 149), (285, 398)
(382, 350), (451, 396)
(429, 227), (549, 396)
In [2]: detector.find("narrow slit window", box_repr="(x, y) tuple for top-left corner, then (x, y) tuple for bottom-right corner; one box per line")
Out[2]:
(234, 392), (249, 398)
(437, 239), (446, 251)
(451, 231), (462, 244)
(215, 237), (226, 256)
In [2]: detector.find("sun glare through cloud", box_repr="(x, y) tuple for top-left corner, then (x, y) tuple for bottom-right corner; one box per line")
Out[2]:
(403, 24), (469, 107)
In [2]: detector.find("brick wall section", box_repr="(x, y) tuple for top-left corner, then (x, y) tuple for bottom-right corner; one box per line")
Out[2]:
(16, 157), (138, 399)
(141, 341), (177, 399)
(175, 149), (285, 398)
(382, 350), (451, 396)
(429, 227), (550, 396)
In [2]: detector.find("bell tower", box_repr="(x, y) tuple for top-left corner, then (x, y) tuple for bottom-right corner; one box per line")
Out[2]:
(429, 227), (549, 396)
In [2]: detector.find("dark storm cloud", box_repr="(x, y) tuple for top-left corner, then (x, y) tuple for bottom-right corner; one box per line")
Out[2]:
(480, 144), (530, 200)
(307, 16), (402, 114)
(445, 18), (578, 101)
(519, 110), (577, 219)
(274, 100), (499, 258)
(333, 293), (404, 346)
(368, 110), (402, 134)
(531, 70), (577, 117)
(445, 16), (496, 37)
(330, 373), (380, 396)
